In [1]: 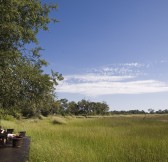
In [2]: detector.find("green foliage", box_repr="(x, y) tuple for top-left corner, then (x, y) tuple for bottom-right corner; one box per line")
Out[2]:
(67, 101), (79, 115)
(0, 0), (58, 52)
(0, 0), (63, 117)
(0, 108), (17, 121)
(53, 99), (109, 115)
(2, 114), (15, 121)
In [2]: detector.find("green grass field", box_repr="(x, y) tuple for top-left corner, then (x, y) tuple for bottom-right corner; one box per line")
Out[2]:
(1, 114), (168, 162)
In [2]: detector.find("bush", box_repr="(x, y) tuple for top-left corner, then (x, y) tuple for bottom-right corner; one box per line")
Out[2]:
(3, 115), (15, 121)
(38, 115), (45, 120)
(52, 117), (67, 125)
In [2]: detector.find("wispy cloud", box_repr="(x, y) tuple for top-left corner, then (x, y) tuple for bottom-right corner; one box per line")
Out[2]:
(89, 62), (146, 76)
(57, 62), (168, 96)
(63, 74), (134, 82)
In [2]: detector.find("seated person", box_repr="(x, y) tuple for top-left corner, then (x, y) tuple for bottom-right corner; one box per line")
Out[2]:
(0, 126), (5, 134)
(7, 133), (16, 138)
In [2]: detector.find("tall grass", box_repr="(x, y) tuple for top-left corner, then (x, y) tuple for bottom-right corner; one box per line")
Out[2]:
(1, 115), (168, 162)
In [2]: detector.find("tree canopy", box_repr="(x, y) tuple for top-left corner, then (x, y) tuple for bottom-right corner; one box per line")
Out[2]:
(0, 0), (63, 118)
(52, 99), (110, 116)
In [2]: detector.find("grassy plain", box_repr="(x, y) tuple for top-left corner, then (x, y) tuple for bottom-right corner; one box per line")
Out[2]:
(1, 114), (168, 162)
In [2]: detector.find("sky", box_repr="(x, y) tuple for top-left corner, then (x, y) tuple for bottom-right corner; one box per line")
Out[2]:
(39, 0), (168, 111)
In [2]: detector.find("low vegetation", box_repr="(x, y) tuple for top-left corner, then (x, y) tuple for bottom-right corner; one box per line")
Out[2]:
(1, 114), (168, 162)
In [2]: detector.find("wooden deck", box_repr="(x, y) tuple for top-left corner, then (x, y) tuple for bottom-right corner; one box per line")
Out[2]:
(0, 137), (31, 162)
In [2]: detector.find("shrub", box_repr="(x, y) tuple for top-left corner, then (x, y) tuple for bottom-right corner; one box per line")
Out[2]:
(52, 117), (67, 125)
(3, 115), (15, 121)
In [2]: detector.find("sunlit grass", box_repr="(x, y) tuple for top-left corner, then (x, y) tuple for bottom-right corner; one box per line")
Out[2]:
(1, 114), (168, 162)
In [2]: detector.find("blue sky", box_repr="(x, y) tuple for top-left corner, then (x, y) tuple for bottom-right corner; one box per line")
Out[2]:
(39, 0), (168, 111)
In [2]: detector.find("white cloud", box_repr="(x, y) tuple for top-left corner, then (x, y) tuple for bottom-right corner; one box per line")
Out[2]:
(56, 62), (168, 97)
(57, 77), (168, 97)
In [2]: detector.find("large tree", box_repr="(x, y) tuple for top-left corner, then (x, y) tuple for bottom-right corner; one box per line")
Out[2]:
(0, 0), (63, 117)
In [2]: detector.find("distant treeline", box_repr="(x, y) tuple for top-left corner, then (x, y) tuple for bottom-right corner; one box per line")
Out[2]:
(1, 97), (168, 118)
(45, 98), (168, 116)
(109, 109), (168, 115)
